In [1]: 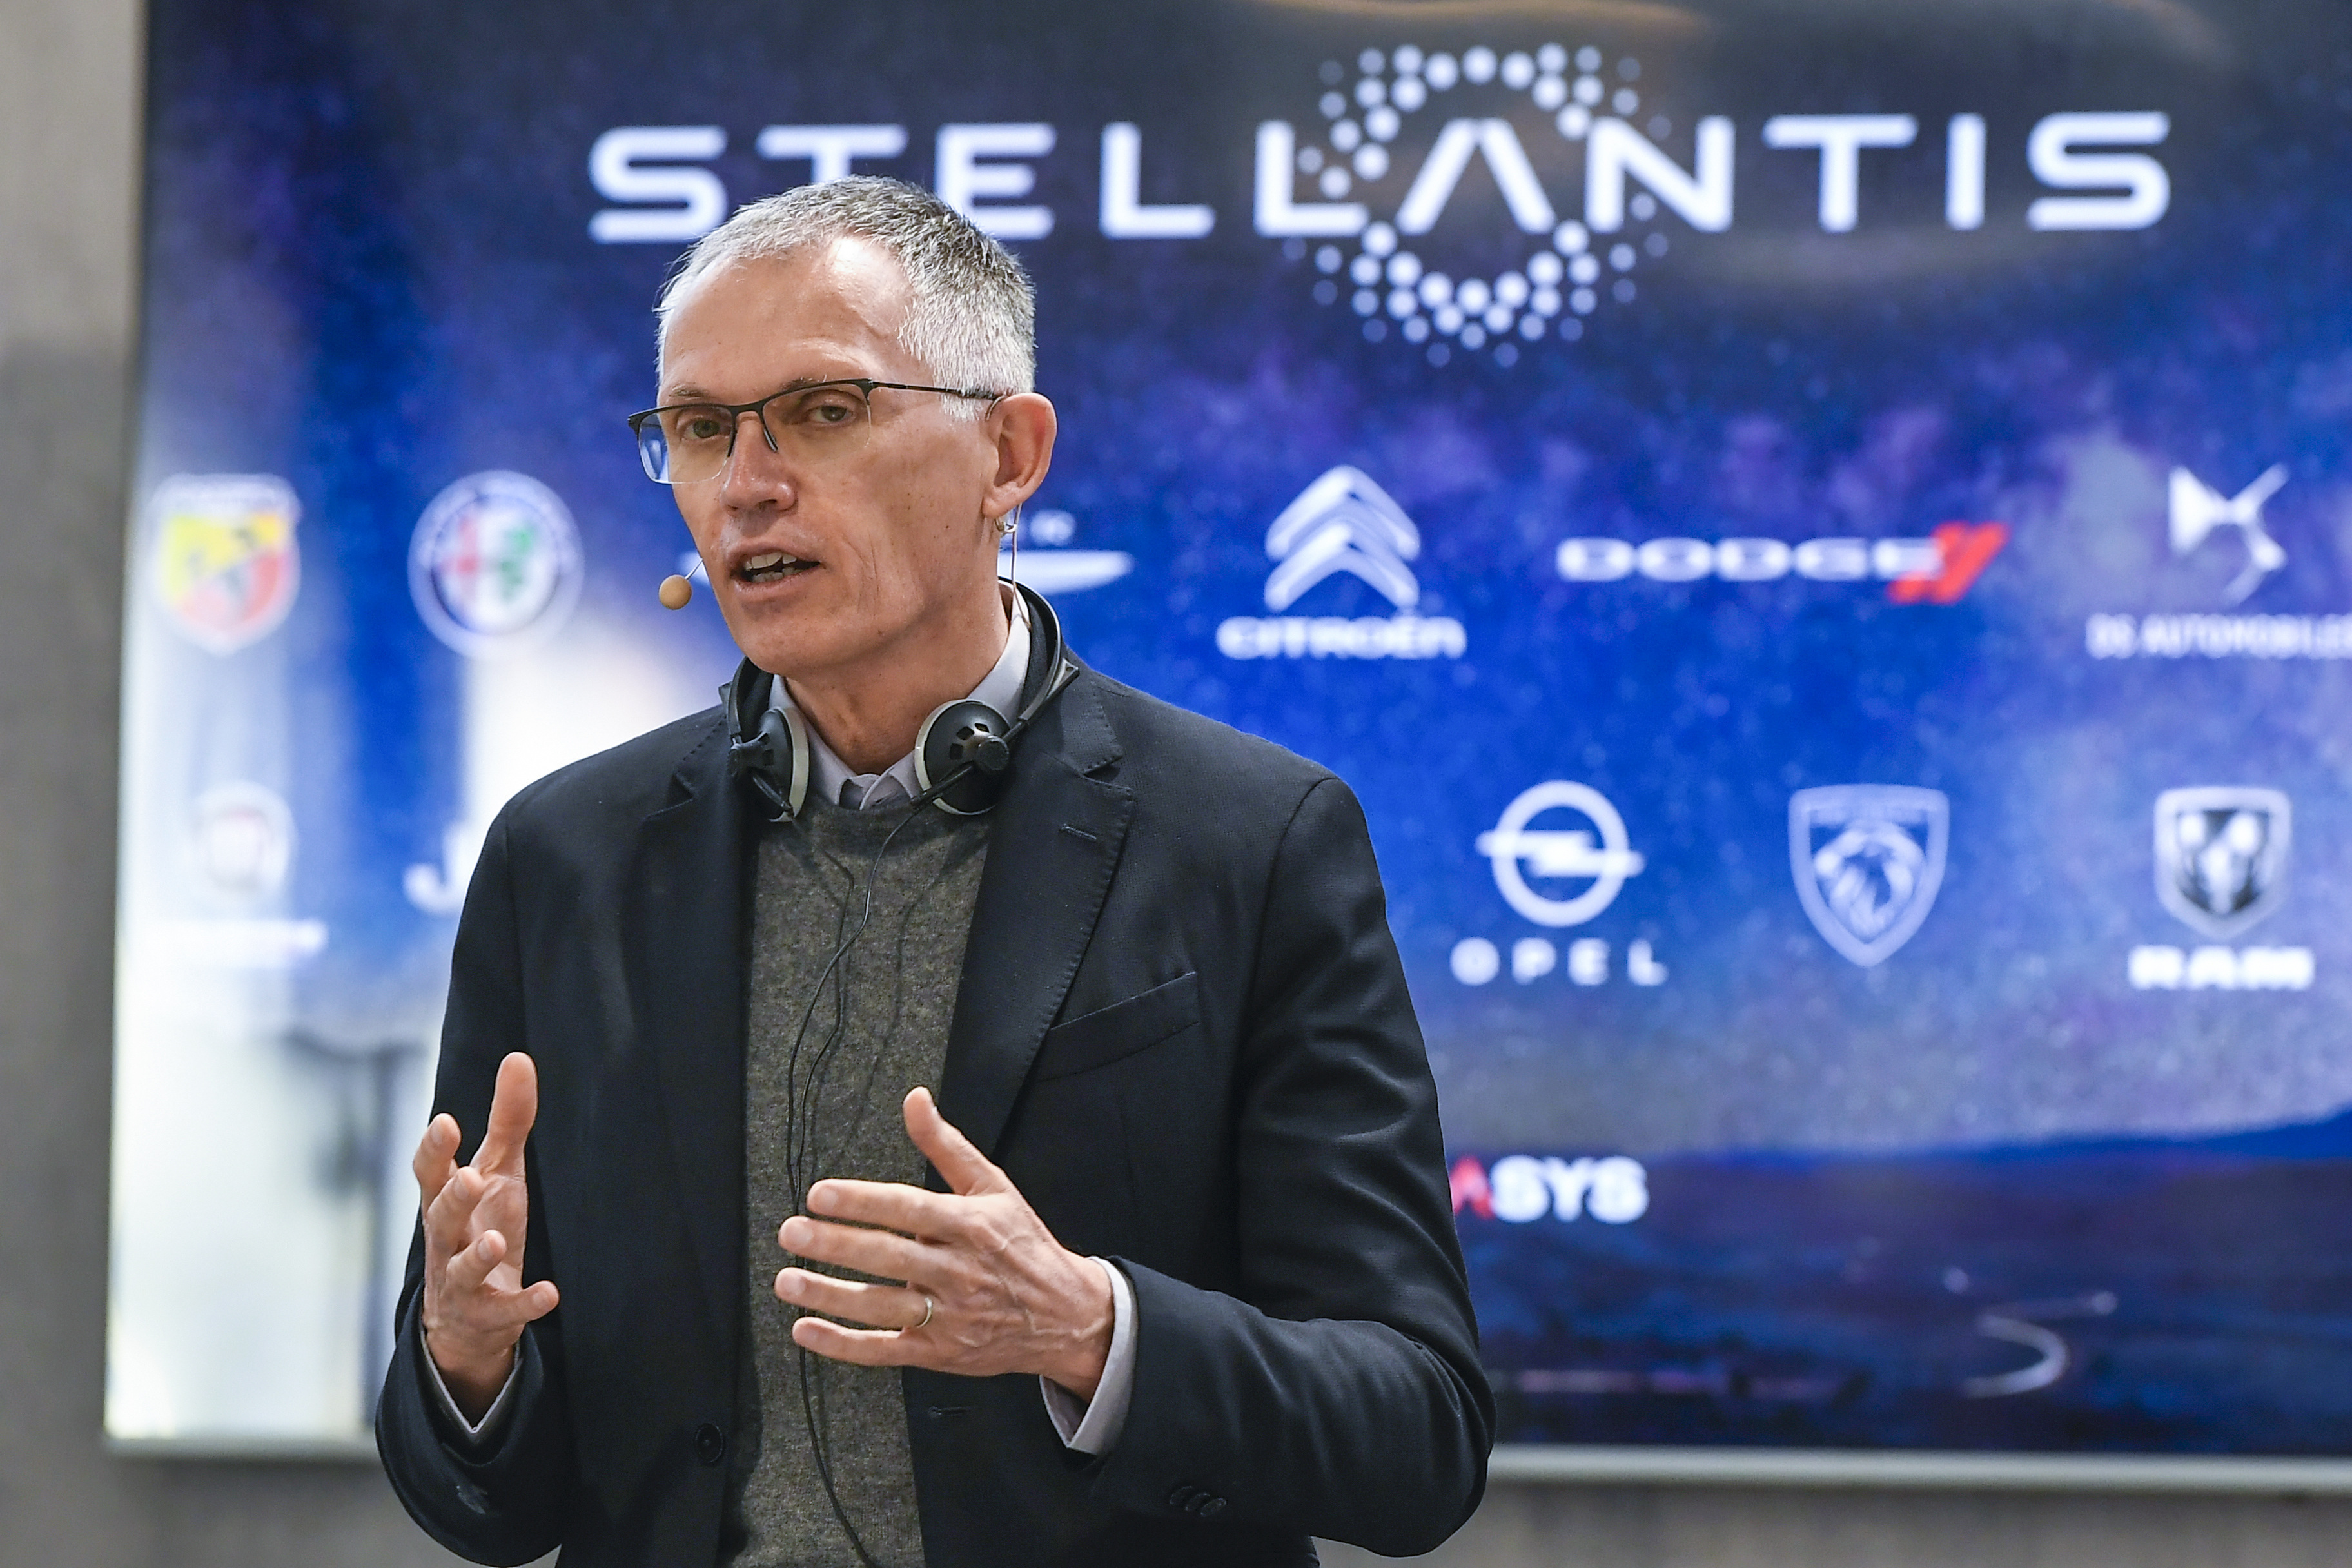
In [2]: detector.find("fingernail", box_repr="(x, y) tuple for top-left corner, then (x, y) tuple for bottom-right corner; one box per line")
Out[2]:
(806, 1184), (832, 1215)
(775, 1269), (803, 1300)
(781, 1217), (808, 1248)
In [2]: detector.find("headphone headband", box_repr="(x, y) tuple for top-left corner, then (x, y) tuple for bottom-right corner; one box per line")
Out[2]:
(723, 579), (1073, 823)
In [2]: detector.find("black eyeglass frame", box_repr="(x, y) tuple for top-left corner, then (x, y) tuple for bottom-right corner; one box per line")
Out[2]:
(625, 378), (1004, 483)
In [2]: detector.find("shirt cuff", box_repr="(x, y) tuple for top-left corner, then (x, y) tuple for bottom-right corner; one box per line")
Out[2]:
(1039, 1257), (1134, 1455)
(423, 1338), (522, 1451)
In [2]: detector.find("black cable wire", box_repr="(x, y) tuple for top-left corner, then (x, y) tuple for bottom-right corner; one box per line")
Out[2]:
(776, 793), (932, 1568)
(753, 602), (1061, 1565)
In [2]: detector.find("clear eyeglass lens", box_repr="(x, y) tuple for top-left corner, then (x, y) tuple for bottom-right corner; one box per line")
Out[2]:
(640, 383), (877, 485)
(650, 405), (735, 483)
(769, 382), (876, 451)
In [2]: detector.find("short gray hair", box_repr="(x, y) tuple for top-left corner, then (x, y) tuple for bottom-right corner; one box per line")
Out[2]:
(656, 177), (1035, 412)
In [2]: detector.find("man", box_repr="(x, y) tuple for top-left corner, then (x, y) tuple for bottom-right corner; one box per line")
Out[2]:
(376, 177), (1491, 1567)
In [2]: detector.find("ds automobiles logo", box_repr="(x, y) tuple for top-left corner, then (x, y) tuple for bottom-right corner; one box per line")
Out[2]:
(2170, 466), (2288, 605)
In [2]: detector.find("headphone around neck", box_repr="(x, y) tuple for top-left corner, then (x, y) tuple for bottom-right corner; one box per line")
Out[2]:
(722, 580), (1076, 823)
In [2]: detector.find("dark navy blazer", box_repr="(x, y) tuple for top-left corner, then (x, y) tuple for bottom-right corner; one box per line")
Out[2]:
(375, 660), (1493, 1567)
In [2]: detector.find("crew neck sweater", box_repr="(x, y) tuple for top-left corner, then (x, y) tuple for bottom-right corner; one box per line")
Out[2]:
(723, 790), (990, 1567)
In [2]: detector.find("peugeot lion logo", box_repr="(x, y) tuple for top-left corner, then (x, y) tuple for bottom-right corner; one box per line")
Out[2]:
(1263, 465), (1420, 611)
(1789, 785), (1950, 966)
(1476, 781), (1645, 927)
(2154, 786), (2289, 938)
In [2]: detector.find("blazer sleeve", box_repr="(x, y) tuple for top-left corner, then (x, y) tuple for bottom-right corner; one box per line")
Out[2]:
(375, 810), (577, 1565)
(1095, 775), (1494, 1555)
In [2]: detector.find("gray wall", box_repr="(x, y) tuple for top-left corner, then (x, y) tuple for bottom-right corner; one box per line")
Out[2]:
(2, 1), (2348, 1563)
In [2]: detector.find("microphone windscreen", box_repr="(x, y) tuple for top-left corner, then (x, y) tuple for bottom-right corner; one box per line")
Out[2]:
(658, 574), (694, 610)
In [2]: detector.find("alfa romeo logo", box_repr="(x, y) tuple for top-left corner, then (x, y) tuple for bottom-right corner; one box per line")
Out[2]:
(1295, 42), (1666, 362)
(409, 471), (583, 658)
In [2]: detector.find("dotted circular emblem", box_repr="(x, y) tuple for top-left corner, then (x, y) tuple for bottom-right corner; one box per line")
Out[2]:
(1298, 43), (1667, 364)
(409, 471), (583, 658)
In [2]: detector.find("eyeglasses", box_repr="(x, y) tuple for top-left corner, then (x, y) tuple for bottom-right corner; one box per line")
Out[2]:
(626, 378), (1002, 485)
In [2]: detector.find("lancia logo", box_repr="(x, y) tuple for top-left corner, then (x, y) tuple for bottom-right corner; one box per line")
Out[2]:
(1790, 785), (1950, 967)
(2154, 786), (2289, 938)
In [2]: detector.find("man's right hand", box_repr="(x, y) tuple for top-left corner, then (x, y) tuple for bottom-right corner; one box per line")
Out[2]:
(413, 1051), (560, 1422)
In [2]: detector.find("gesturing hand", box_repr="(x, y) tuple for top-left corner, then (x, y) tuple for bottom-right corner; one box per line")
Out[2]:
(776, 1086), (1114, 1399)
(413, 1052), (560, 1420)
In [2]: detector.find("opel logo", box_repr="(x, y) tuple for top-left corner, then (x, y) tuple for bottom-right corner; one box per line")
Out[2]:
(1475, 781), (1646, 927)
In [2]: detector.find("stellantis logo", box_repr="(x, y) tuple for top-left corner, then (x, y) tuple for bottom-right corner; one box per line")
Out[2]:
(587, 74), (2175, 371)
(1268, 46), (2171, 362)
(1219, 466), (1465, 660)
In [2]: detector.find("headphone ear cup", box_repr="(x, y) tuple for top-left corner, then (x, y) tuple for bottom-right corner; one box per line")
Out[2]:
(775, 703), (810, 818)
(725, 666), (810, 821)
(916, 698), (1014, 816)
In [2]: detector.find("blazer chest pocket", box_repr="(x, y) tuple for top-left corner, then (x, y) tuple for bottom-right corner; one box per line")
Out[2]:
(1033, 972), (1201, 1081)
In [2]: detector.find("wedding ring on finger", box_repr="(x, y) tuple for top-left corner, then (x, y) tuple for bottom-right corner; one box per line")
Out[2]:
(912, 1293), (934, 1331)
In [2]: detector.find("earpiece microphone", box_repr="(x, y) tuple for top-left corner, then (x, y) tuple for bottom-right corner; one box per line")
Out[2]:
(659, 555), (711, 610)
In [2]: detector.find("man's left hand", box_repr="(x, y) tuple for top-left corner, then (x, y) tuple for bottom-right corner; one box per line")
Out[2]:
(776, 1086), (1115, 1400)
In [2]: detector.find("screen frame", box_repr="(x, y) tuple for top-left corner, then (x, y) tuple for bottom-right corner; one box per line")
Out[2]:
(112, 0), (2352, 1478)
(1489, 1444), (2352, 1493)
(99, 1431), (2352, 1491)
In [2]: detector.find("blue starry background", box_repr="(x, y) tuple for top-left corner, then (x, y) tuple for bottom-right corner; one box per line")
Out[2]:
(134, 0), (2352, 1453)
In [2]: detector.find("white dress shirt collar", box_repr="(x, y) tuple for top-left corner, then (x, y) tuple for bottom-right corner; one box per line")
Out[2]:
(772, 587), (1032, 812)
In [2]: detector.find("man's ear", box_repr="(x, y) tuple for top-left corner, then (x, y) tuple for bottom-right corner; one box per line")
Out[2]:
(982, 393), (1056, 523)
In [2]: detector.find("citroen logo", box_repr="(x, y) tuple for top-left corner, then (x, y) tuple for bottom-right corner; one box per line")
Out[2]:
(1263, 465), (1421, 611)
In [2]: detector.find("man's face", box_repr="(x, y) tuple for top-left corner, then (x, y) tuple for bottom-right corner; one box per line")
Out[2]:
(657, 239), (1008, 678)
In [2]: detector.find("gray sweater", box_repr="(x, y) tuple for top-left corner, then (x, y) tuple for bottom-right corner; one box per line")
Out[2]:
(724, 793), (990, 1567)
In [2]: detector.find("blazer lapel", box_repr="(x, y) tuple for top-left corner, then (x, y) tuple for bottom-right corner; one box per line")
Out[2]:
(939, 671), (1133, 1162)
(623, 718), (750, 1340)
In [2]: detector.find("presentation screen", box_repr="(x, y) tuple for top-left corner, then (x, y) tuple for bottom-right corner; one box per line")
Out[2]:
(111, 0), (2352, 1471)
